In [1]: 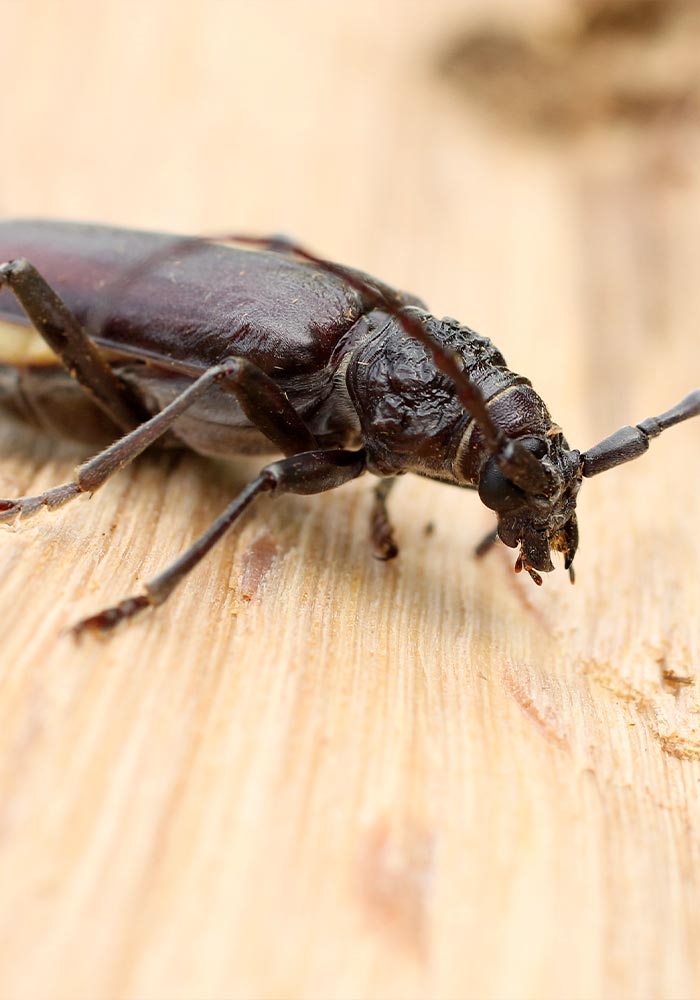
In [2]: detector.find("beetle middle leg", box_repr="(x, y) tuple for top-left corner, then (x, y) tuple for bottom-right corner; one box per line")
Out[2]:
(0, 356), (318, 524)
(72, 448), (367, 634)
(369, 478), (399, 560)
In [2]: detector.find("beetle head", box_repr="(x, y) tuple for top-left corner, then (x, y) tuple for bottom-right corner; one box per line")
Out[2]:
(478, 435), (582, 583)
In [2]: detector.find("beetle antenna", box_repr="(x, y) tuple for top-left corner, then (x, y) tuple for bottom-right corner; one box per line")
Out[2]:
(220, 234), (509, 454)
(581, 390), (700, 477)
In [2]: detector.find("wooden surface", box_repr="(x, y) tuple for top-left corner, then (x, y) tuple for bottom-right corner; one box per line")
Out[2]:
(1, 2), (700, 998)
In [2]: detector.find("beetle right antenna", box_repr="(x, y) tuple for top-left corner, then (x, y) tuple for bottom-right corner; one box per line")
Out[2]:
(581, 390), (700, 477)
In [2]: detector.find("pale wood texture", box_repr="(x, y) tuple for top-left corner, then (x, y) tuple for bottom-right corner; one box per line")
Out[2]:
(1, 2), (699, 998)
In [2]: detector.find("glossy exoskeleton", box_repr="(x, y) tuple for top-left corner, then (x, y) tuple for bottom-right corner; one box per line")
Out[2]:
(0, 220), (698, 632)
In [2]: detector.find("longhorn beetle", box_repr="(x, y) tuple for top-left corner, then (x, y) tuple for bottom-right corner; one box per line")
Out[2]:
(0, 220), (698, 633)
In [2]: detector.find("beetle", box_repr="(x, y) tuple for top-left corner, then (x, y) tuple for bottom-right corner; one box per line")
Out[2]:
(0, 219), (698, 633)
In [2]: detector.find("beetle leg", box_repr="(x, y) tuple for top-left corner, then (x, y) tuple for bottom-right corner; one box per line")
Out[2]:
(214, 356), (318, 456)
(369, 478), (399, 560)
(71, 448), (367, 634)
(474, 527), (499, 558)
(0, 258), (145, 431)
(0, 356), (318, 525)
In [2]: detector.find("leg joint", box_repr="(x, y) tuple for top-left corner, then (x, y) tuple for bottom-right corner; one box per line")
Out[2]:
(0, 257), (33, 281)
(0, 258), (25, 287)
(218, 356), (246, 381)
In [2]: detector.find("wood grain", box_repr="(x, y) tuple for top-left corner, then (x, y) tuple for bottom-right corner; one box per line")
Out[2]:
(1, 2), (699, 998)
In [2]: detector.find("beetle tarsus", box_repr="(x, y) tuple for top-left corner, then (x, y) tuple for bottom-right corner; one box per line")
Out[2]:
(0, 482), (82, 525)
(72, 594), (153, 637)
(371, 529), (398, 561)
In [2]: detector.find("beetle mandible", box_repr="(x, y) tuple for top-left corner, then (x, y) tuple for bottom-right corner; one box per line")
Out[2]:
(0, 219), (698, 633)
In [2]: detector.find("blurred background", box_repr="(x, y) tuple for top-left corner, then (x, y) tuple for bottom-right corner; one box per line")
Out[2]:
(2, 1), (700, 998)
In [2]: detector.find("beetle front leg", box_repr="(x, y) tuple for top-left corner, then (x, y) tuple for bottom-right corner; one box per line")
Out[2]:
(0, 258), (145, 431)
(72, 448), (367, 634)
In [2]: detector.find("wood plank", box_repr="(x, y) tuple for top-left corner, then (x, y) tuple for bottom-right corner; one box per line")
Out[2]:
(0, 2), (698, 997)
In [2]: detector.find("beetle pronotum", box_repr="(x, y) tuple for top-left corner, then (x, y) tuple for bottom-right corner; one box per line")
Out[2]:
(0, 220), (697, 632)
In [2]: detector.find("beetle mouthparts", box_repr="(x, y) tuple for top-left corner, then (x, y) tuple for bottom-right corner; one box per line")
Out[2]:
(514, 550), (543, 586)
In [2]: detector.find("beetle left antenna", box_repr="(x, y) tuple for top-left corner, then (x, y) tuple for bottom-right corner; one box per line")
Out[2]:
(581, 390), (700, 477)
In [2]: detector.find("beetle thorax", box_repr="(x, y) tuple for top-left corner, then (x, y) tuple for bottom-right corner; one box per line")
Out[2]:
(344, 311), (473, 480)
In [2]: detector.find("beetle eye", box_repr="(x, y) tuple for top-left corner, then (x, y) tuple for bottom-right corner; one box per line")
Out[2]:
(478, 458), (526, 511)
(519, 436), (548, 459)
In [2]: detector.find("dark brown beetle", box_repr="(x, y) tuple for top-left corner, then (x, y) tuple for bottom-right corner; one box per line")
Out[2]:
(0, 219), (698, 632)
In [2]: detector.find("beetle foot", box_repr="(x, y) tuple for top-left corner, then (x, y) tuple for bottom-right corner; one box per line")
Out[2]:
(70, 594), (152, 638)
(370, 520), (399, 560)
(371, 528), (399, 561)
(0, 482), (82, 526)
(0, 500), (27, 527)
(0, 496), (47, 527)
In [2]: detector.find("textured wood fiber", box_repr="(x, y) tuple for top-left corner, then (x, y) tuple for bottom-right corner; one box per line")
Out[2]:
(0, 2), (699, 998)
